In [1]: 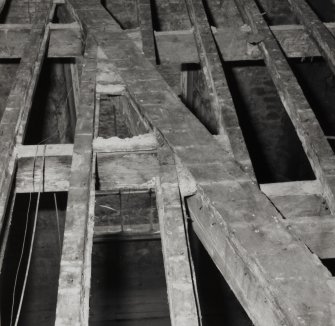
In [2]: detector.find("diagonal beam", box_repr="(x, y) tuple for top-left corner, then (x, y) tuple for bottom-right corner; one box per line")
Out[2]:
(287, 0), (335, 76)
(183, 0), (254, 175)
(233, 0), (335, 214)
(66, 2), (335, 325)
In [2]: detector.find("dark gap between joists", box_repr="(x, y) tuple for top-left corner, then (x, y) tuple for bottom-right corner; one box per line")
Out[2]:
(0, 192), (67, 326)
(253, 0), (297, 25)
(90, 192), (171, 325)
(94, 192), (159, 240)
(289, 57), (335, 152)
(320, 258), (335, 277)
(201, 0), (217, 27)
(98, 95), (133, 139)
(24, 58), (77, 145)
(188, 225), (254, 326)
(0, 59), (20, 121)
(180, 63), (220, 135)
(53, 4), (76, 23)
(224, 61), (315, 183)
(305, 0), (335, 22)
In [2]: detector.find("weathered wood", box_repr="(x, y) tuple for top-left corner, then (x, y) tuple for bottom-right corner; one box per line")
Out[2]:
(0, 5), (55, 231)
(155, 29), (199, 64)
(260, 180), (322, 197)
(155, 23), (335, 64)
(287, 0), (335, 76)
(137, 0), (156, 63)
(55, 36), (97, 326)
(64, 2), (335, 325)
(16, 155), (71, 193)
(97, 152), (158, 191)
(284, 215), (335, 259)
(0, 23), (82, 59)
(233, 0), (335, 215)
(156, 145), (199, 326)
(16, 144), (73, 158)
(260, 180), (329, 218)
(183, 0), (254, 175)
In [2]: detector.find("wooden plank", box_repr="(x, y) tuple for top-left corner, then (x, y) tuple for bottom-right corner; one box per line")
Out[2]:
(287, 0), (335, 75)
(48, 23), (83, 58)
(67, 2), (335, 325)
(0, 23), (82, 59)
(284, 215), (335, 259)
(156, 145), (199, 325)
(55, 36), (97, 326)
(0, 5), (54, 231)
(260, 180), (322, 197)
(155, 29), (199, 64)
(233, 0), (335, 214)
(260, 180), (329, 218)
(97, 152), (159, 191)
(16, 155), (71, 193)
(16, 143), (73, 158)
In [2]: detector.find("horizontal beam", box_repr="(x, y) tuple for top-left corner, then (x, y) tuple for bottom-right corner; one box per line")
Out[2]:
(0, 22), (82, 58)
(284, 215), (335, 259)
(154, 23), (335, 64)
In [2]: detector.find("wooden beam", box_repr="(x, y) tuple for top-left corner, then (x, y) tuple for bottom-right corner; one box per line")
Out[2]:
(137, 0), (156, 63)
(16, 155), (71, 193)
(155, 23), (335, 64)
(55, 35), (97, 325)
(283, 215), (335, 259)
(287, 0), (335, 75)
(183, 0), (253, 175)
(233, 0), (335, 215)
(16, 143), (73, 158)
(156, 144), (199, 326)
(0, 23), (82, 59)
(0, 5), (55, 231)
(65, 2), (335, 325)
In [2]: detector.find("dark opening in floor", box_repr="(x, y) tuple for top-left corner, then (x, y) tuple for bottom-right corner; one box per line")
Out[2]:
(224, 61), (315, 183)
(188, 225), (253, 326)
(305, 0), (335, 22)
(99, 95), (133, 138)
(0, 192), (67, 326)
(181, 64), (221, 135)
(24, 58), (77, 145)
(321, 258), (335, 276)
(289, 58), (335, 152)
(98, 95), (150, 139)
(94, 191), (159, 240)
(254, 0), (297, 25)
(0, 59), (20, 120)
(90, 191), (170, 325)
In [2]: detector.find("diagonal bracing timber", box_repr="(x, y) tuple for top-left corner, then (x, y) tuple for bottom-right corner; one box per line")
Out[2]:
(233, 0), (335, 215)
